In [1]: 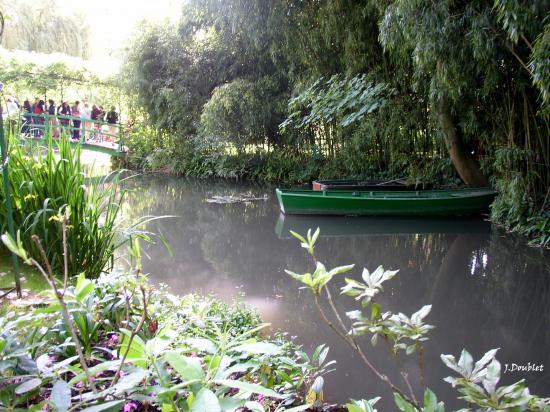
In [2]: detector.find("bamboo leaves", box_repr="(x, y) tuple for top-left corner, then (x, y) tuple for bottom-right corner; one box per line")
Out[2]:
(281, 74), (392, 131)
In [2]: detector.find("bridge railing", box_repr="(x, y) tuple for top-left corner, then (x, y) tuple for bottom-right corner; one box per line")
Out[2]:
(15, 112), (126, 154)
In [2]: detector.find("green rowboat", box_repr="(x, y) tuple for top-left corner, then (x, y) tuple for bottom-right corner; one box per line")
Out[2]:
(275, 188), (497, 216)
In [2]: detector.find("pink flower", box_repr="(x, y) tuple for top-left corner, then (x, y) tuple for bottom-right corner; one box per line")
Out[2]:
(42, 403), (49, 410)
(123, 402), (138, 412)
(255, 394), (265, 403)
(107, 334), (119, 347)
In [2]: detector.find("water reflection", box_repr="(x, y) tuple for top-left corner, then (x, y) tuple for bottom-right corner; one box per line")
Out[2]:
(123, 175), (550, 409)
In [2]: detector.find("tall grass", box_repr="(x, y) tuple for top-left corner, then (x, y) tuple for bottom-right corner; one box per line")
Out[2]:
(0, 133), (138, 278)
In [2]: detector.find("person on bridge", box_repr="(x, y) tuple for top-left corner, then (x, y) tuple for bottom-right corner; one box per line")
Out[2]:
(106, 106), (118, 142)
(91, 104), (102, 141)
(33, 100), (45, 137)
(48, 99), (59, 138)
(72, 101), (82, 140)
(57, 102), (71, 135)
(21, 100), (32, 136)
(81, 103), (92, 140)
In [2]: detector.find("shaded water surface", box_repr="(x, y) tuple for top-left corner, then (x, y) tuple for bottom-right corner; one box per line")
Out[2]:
(124, 175), (549, 409)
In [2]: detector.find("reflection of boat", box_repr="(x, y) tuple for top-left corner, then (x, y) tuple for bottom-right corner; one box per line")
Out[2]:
(312, 179), (429, 191)
(276, 188), (497, 216)
(275, 213), (492, 238)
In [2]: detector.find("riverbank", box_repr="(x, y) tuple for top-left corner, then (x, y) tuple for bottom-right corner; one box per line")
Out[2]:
(117, 135), (550, 249)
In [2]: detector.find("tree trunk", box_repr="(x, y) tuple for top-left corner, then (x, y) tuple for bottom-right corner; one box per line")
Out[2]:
(438, 95), (488, 187)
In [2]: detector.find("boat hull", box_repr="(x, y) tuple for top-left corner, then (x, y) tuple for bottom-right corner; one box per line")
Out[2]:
(276, 188), (497, 216)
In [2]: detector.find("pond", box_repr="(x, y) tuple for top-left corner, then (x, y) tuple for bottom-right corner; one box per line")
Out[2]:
(121, 174), (550, 409)
(1, 173), (547, 409)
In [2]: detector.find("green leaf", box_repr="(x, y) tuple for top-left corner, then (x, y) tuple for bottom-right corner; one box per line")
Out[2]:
(15, 377), (42, 395)
(482, 359), (501, 395)
(231, 342), (281, 355)
(282, 405), (312, 412)
(244, 401), (264, 412)
(165, 352), (204, 381)
(185, 338), (217, 354)
(393, 393), (416, 412)
(110, 369), (149, 395)
(161, 403), (174, 412)
(406, 344), (417, 355)
(69, 361), (120, 385)
(219, 397), (244, 411)
(345, 404), (364, 412)
(328, 264), (355, 276)
(50, 380), (71, 412)
(191, 388), (221, 412)
(79, 400), (125, 412)
(118, 330), (146, 366)
(458, 349), (474, 376)
(311, 376), (324, 394)
(214, 379), (285, 399)
(1, 232), (30, 263)
(423, 388), (438, 412)
(371, 303), (381, 321)
(75, 273), (94, 302)
(289, 230), (306, 244)
(145, 336), (172, 357)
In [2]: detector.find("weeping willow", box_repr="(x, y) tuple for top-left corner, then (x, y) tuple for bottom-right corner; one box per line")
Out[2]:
(0, 0), (90, 58)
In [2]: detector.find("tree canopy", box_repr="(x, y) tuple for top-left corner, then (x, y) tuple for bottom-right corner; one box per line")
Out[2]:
(123, 0), (549, 232)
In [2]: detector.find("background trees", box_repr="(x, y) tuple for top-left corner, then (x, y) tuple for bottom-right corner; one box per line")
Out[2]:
(0, 0), (90, 58)
(121, 0), (549, 239)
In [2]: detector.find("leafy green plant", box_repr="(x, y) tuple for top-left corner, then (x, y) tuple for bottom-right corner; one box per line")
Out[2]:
(0, 133), (154, 278)
(441, 349), (550, 411)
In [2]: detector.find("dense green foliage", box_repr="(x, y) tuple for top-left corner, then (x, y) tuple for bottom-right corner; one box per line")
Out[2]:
(122, 0), (549, 245)
(0, 269), (323, 411)
(0, 135), (130, 278)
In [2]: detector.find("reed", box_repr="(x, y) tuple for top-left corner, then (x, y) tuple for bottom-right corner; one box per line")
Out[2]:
(0, 132), (133, 278)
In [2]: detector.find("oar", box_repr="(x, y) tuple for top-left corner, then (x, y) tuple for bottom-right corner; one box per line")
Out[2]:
(374, 177), (407, 186)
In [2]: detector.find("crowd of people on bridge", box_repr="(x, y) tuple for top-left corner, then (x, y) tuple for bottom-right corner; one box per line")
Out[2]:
(5, 96), (119, 144)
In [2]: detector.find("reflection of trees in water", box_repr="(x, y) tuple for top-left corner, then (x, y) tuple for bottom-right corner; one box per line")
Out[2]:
(124, 176), (550, 399)
(481, 233), (550, 350)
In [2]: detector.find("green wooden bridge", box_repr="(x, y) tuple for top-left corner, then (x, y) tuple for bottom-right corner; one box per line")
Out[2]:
(14, 112), (127, 157)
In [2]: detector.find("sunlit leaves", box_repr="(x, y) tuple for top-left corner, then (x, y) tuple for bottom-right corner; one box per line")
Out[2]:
(341, 266), (398, 305)
(290, 227), (320, 257)
(165, 352), (205, 382)
(394, 389), (445, 412)
(346, 397), (381, 412)
(281, 74), (392, 131)
(287, 228), (354, 294)
(440, 348), (550, 410)
(286, 261), (354, 295)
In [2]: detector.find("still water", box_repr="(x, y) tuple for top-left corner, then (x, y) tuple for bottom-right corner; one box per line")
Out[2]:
(124, 175), (549, 409)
